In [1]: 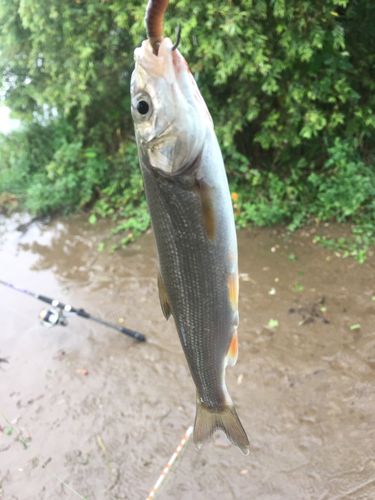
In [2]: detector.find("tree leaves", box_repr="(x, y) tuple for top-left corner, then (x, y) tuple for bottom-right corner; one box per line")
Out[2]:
(0, 0), (374, 247)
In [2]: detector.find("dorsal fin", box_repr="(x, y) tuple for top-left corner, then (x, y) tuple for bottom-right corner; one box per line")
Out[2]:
(157, 269), (171, 320)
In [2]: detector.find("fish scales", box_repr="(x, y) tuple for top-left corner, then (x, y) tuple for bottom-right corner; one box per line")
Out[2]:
(141, 165), (233, 407)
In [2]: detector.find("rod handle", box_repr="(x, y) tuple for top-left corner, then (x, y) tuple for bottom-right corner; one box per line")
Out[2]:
(36, 295), (54, 305)
(119, 327), (146, 342)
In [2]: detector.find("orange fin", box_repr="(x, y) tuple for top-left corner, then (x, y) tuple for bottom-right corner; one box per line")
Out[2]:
(157, 269), (171, 320)
(226, 330), (238, 367)
(198, 179), (216, 241)
(194, 392), (250, 456)
(228, 272), (239, 310)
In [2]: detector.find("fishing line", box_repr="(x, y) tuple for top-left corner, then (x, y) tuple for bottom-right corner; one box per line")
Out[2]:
(146, 426), (193, 500)
(0, 411), (88, 500)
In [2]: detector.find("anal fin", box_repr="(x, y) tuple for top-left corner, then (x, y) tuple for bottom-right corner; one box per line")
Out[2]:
(226, 330), (238, 367)
(157, 269), (171, 320)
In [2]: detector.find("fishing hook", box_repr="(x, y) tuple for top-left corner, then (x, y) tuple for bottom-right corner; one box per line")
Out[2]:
(172, 22), (181, 51)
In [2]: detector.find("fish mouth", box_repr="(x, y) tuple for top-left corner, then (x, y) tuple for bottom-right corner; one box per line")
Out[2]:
(146, 121), (175, 144)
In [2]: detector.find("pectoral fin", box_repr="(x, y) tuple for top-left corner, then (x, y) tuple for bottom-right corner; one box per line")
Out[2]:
(197, 179), (216, 241)
(157, 269), (171, 320)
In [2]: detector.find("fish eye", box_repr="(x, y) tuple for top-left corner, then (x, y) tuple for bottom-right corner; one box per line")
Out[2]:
(132, 93), (153, 121)
(137, 100), (149, 115)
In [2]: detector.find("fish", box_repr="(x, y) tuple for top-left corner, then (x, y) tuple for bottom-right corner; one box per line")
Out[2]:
(130, 0), (250, 455)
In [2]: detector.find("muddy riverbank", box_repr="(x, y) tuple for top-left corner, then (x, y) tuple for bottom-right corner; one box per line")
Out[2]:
(1, 213), (375, 500)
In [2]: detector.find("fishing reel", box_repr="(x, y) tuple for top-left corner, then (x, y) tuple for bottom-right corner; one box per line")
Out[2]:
(38, 307), (68, 328)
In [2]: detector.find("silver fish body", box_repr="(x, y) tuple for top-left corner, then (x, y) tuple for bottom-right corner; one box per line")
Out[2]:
(131, 38), (249, 455)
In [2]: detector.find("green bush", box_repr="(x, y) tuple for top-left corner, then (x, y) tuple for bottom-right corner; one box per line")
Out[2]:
(0, 123), (146, 219)
(231, 138), (375, 227)
(0, 121), (111, 213)
(308, 139), (375, 222)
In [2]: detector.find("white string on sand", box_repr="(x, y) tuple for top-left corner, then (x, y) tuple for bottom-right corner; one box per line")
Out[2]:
(146, 426), (193, 500)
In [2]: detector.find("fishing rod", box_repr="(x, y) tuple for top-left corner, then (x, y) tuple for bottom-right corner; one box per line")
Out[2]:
(0, 279), (146, 342)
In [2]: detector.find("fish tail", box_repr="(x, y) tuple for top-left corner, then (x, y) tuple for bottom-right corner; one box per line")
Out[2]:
(193, 395), (250, 456)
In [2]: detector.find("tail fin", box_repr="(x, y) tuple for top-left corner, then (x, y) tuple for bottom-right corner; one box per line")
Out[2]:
(193, 397), (250, 456)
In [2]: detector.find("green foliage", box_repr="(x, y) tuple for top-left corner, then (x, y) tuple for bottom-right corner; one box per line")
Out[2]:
(232, 138), (375, 225)
(308, 139), (375, 222)
(0, 120), (111, 214)
(314, 224), (375, 263)
(0, 124), (146, 231)
(268, 319), (279, 328)
(90, 142), (150, 250)
(0, 0), (375, 254)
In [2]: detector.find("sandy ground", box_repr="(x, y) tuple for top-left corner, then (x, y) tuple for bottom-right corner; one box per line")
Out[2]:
(1, 212), (375, 500)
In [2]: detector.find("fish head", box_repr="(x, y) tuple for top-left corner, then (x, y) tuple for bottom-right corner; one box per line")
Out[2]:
(131, 38), (213, 175)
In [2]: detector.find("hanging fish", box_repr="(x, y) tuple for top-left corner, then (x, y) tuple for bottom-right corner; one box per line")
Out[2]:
(131, 0), (249, 455)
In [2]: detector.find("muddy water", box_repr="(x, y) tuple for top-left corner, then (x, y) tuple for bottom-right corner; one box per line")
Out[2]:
(1, 213), (375, 500)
